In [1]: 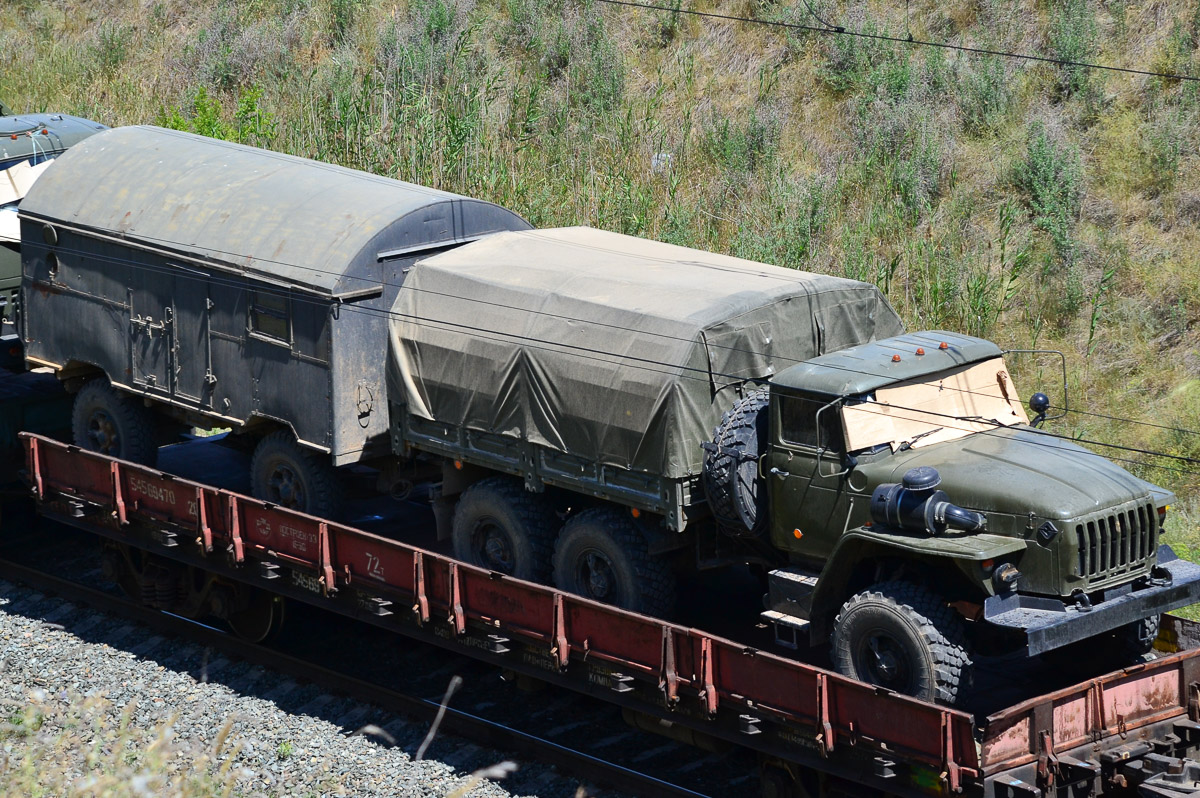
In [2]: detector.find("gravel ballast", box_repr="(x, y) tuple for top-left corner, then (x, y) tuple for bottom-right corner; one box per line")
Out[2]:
(0, 579), (605, 797)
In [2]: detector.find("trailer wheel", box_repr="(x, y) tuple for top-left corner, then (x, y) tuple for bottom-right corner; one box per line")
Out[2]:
(250, 431), (342, 519)
(831, 581), (971, 706)
(72, 379), (157, 466)
(451, 477), (558, 581)
(552, 508), (676, 618)
(702, 388), (770, 535)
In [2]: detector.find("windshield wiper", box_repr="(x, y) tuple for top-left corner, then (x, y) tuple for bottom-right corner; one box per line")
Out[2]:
(900, 427), (943, 450)
(953, 414), (1003, 425)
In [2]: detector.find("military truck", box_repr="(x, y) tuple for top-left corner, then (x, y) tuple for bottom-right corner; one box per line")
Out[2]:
(16, 128), (1200, 704)
(387, 227), (1200, 705)
(0, 105), (106, 369)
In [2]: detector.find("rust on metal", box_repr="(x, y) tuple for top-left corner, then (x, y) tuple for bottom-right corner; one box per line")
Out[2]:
(29, 435), (42, 499)
(659, 626), (679, 706)
(552, 592), (570, 671)
(227, 494), (245, 562)
(448, 562), (465, 634)
(700, 636), (718, 717)
(816, 672), (834, 756)
(317, 521), (336, 595)
(413, 551), (430, 623)
(196, 486), (211, 552)
(111, 461), (126, 524)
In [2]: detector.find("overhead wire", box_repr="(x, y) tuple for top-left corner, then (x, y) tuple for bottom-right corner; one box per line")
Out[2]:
(18, 236), (1200, 479)
(592, 0), (1200, 83)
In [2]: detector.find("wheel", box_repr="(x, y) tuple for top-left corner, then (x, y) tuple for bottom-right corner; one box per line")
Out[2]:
(552, 508), (676, 618)
(451, 477), (558, 581)
(702, 389), (769, 535)
(227, 590), (286, 643)
(250, 430), (343, 519)
(71, 379), (157, 465)
(831, 580), (971, 706)
(1042, 614), (1160, 675)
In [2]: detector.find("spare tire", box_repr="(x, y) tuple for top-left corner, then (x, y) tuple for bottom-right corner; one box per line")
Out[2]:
(702, 388), (769, 535)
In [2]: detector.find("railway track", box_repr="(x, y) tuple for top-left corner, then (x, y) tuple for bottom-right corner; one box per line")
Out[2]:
(0, 527), (745, 798)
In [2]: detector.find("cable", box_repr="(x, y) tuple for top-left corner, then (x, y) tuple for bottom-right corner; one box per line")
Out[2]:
(594, 0), (1200, 83)
(1057, 404), (1200, 440)
(18, 237), (1200, 478)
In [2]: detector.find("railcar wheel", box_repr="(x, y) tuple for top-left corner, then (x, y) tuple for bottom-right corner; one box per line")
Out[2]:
(831, 581), (971, 706)
(451, 477), (558, 581)
(227, 590), (286, 643)
(72, 379), (157, 466)
(250, 431), (342, 519)
(552, 508), (675, 618)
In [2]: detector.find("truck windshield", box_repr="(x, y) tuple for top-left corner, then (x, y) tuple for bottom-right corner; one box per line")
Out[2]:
(841, 357), (1028, 452)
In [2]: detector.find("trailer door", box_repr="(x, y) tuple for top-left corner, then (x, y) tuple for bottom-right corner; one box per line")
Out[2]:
(128, 266), (173, 396)
(128, 263), (211, 404)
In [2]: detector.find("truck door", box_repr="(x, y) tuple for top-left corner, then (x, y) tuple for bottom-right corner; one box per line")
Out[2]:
(766, 391), (857, 561)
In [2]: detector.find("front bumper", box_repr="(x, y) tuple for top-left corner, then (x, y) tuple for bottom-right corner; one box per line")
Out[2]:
(983, 546), (1200, 656)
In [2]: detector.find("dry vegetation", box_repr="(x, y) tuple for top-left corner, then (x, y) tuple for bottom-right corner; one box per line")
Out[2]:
(1, 0), (1199, 542)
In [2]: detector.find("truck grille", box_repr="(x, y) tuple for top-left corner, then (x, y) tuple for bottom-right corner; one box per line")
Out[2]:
(1075, 500), (1157, 584)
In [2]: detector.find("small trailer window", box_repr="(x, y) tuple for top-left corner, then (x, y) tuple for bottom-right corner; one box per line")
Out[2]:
(250, 290), (290, 342)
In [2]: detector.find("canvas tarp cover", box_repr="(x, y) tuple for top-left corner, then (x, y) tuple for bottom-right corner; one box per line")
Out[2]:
(389, 227), (905, 479)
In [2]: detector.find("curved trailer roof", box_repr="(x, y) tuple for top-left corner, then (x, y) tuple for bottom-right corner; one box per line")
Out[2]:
(390, 227), (905, 479)
(18, 126), (530, 297)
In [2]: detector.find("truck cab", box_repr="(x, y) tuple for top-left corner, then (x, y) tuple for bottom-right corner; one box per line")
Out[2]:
(755, 331), (1200, 704)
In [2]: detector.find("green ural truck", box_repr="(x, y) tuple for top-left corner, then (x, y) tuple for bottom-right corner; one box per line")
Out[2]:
(389, 227), (1200, 705)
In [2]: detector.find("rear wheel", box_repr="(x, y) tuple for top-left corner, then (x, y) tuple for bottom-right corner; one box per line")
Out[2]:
(451, 477), (558, 581)
(831, 581), (971, 706)
(72, 379), (157, 466)
(552, 508), (675, 618)
(250, 431), (342, 519)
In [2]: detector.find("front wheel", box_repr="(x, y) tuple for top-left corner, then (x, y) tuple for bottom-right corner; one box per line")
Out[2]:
(72, 379), (157, 465)
(831, 581), (971, 706)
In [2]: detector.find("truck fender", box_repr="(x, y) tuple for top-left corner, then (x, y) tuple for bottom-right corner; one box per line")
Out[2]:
(807, 527), (1028, 641)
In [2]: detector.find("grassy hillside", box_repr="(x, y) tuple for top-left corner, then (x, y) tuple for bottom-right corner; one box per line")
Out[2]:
(3, 0), (1200, 549)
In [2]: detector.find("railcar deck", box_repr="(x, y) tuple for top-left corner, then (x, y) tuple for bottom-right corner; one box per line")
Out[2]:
(19, 431), (1200, 798)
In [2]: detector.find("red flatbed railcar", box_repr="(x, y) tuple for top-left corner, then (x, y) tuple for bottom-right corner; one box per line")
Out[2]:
(20, 432), (1200, 798)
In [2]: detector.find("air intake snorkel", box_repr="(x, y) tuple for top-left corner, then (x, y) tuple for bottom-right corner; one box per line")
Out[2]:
(870, 466), (987, 535)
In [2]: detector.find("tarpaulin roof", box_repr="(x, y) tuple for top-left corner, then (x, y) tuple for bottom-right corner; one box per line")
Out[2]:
(389, 227), (905, 479)
(18, 126), (529, 297)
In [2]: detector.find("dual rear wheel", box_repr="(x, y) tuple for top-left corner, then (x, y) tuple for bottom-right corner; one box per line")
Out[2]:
(450, 477), (675, 618)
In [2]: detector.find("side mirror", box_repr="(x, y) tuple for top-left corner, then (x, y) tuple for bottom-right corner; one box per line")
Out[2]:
(1029, 392), (1050, 428)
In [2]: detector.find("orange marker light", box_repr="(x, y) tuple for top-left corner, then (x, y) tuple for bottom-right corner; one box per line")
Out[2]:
(453, 460), (463, 470)
(630, 508), (641, 519)
(892, 354), (901, 362)
(939, 342), (949, 349)
(793, 528), (803, 539)
(981, 559), (995, 570)
(916, 347), (925, 356)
